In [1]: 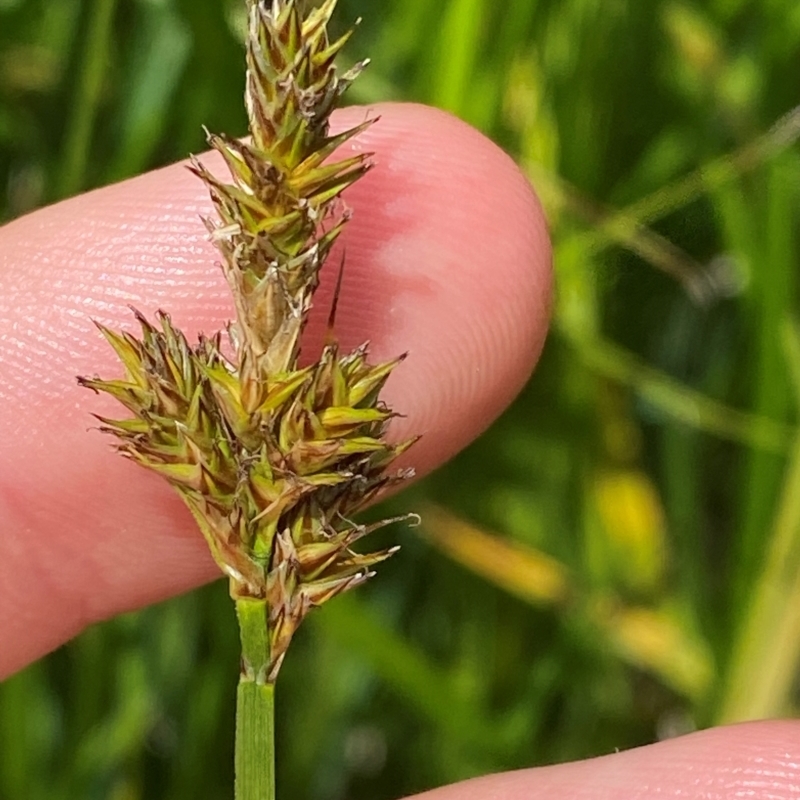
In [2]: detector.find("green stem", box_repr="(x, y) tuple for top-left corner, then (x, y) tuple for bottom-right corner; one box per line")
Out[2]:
(235, 598), (275, 800)
(58, 0), (118, 199)
(715, 427), (800, 722)
(715, 319), (800, 723)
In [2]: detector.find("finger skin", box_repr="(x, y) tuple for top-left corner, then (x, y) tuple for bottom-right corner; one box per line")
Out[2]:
(412, 721), (800, 800)
(0, 103), (551, 678)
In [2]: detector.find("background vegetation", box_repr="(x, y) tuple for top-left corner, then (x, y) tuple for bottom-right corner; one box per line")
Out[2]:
(2, 0), (800, 797)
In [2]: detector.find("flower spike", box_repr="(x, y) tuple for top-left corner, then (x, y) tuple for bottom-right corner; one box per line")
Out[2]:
(80, 0), (414, 682)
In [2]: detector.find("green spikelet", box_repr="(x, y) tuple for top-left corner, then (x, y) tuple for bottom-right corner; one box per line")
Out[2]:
(79, 0), (416, 682)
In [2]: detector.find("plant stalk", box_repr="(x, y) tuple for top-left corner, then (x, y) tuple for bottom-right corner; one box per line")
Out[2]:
(235, 598), (275, 800)
(715, 319), (800, 723)
(58, 0), (118, 199)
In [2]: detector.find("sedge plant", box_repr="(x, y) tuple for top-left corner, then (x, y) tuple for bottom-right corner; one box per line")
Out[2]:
(79, 1), (416, 797)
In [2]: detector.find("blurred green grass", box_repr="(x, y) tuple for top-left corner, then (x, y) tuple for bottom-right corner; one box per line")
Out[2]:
(2, 0), (800, 797)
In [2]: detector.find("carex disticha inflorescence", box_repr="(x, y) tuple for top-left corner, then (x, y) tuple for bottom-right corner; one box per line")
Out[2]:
(80, 0), (416, 683)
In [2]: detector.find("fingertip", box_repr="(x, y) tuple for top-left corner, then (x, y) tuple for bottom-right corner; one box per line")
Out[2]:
(0, 102), (551, 674)
(411, 720), (800, 800)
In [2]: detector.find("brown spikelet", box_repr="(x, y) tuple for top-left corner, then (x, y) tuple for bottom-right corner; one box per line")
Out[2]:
(79, 0), (416, 682)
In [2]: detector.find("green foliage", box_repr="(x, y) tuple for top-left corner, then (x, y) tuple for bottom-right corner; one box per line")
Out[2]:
(2, 0), (800, 798)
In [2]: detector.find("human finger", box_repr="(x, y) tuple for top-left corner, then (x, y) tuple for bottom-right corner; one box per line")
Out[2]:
(0, 102), (551, 677)
(411, 720), (800, 800)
